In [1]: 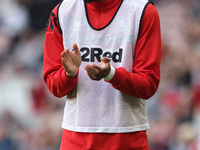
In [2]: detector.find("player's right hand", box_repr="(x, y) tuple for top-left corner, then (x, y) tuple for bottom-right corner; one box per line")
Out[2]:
(61, 43), (81, 78)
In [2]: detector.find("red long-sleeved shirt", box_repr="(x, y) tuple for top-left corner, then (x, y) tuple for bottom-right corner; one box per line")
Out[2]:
(43, 1), (161, 99)
(44, 1), (161, 149)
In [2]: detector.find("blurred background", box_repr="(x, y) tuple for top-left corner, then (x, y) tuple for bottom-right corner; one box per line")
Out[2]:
(0, 0), (200, 149)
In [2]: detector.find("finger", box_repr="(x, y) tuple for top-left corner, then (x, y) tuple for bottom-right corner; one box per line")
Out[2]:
(61, 57), (64, 64)
(86, 71), (101, 81)
(62, 56), (68, 65)
(62, 57), (67, 68)
(84, 64), (93, 72)
(91, 66), (100, 74)
(85, 66), (96, 76)
(92, 64), (101, 70)
(85, 65), (100, 75)
(61, 49), (69, 58)
(85, 66), (103, 81)
(85, 69), (95, 78)
(73, 43), (80, 55)
(85, 67), (96, 76)
(101, 57), (111, 63)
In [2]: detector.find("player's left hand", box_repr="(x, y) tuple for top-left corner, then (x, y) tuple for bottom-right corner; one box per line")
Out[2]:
(84, 57), (111, 81)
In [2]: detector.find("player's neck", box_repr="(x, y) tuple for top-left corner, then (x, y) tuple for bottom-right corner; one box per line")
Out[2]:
(87, 0), (121, 12)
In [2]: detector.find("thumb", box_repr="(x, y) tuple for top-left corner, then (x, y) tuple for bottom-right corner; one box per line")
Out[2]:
(73, 43), (80, 55)
(101, 57), (111, 63)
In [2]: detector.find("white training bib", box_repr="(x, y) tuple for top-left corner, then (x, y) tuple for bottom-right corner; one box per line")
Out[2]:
(59, 0), (150, 133)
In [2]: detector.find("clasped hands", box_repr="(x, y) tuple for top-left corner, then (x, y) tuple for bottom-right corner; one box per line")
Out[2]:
(61, 43), (111, 81)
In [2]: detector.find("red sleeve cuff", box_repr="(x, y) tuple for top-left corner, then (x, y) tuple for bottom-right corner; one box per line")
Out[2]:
(106, 67), (125, 87)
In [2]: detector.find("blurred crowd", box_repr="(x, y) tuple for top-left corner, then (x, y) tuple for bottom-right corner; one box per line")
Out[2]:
(147, 0), (200, 150)
(0, 0), (63, 150)
(0, 0), (200, 150)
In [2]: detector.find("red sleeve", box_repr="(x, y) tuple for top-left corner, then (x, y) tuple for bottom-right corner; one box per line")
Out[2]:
(43, 4), (78, 98)
(108, 4), (161, 99)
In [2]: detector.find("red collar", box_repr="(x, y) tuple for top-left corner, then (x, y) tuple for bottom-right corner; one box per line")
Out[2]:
(87, 0), (121, 13)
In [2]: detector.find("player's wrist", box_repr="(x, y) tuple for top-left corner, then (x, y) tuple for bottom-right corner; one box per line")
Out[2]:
(104, 65), (115, 81)
(65, 71), (78, 78)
